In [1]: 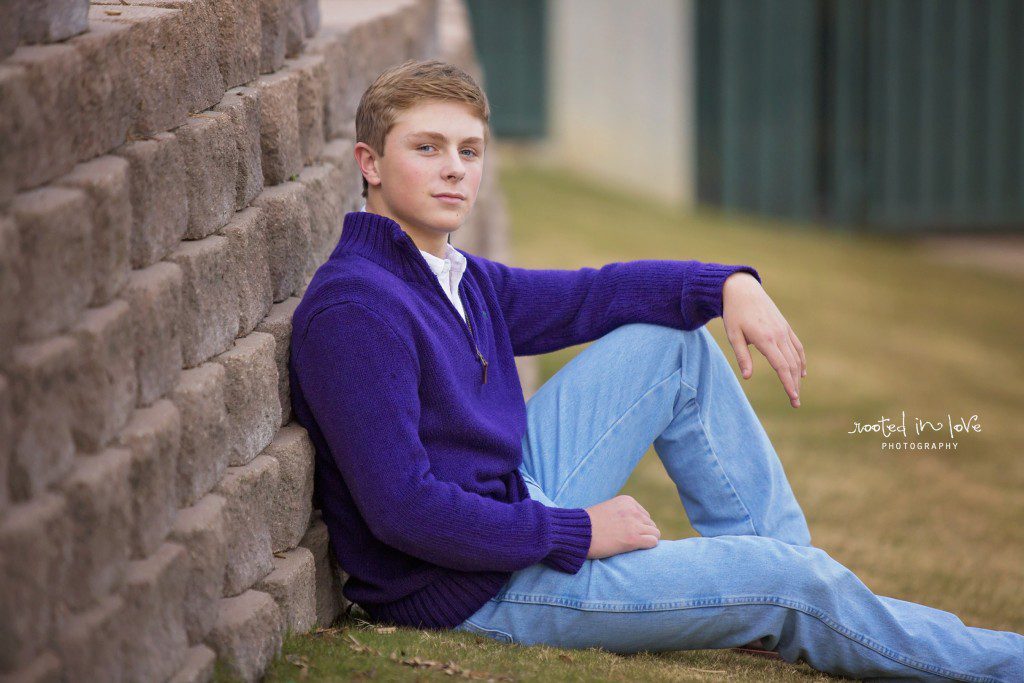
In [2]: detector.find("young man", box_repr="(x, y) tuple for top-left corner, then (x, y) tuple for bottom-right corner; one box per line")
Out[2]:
(288, 60), (1023, 680)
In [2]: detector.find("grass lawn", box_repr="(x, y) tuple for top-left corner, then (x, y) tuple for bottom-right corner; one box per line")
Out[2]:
(240, 161), (1023, 682)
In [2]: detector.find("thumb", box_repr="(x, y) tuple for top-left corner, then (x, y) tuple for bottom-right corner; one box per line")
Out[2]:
(728, 328), (753, 379)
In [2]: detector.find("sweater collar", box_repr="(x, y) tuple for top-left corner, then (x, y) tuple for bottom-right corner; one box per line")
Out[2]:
(333, 210), (454, 285)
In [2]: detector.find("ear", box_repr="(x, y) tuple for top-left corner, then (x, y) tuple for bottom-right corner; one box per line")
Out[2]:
(354, 142), (383, 188)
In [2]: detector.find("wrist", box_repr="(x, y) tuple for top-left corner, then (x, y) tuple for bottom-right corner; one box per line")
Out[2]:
(724, 271), (758, 288)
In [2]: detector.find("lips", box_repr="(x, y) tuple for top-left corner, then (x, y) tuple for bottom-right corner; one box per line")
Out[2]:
(434, 193), (465, 204)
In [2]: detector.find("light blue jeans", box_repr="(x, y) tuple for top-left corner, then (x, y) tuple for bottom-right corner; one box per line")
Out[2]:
(451, 323), (1024, 682)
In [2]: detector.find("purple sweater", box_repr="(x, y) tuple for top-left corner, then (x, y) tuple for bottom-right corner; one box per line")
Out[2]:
(288, 211), (761, 629)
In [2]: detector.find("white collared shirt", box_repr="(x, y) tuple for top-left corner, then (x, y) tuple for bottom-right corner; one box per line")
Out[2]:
(359, 203), (468, 323)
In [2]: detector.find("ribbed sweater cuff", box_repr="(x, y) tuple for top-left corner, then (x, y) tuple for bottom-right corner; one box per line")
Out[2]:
(682, 263), (762, 323)
(542, 507), (592, 574)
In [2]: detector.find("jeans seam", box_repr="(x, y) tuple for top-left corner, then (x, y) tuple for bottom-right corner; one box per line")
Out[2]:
(551, 369), (680, 503)
(491, 593), (998, 683)
(458, 618), (514, 644)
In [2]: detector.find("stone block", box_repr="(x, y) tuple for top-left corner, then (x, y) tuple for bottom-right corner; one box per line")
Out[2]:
(167, 644), (216, 683)
(319, 137), (364, 212)
(0, 651), (62, 683)
(289, 54), (326, 166)
(122, 261), (184, 407)
(54, 594), (126, 683)
(9, 185), (93, 342)
(116, 399), (182, 559)
(95, 0), (225, 114)
(298, 510), (346, 628)
(0, 376), (9, 514)
(251, 182), (312, 302)
(175, 112), (239, 240)
(53, 156), (133, 307)
(170, 493), (228, 646)
(255, 297), (300, 426)
(169, 363), (229, 509)
(221, 207), (272, 336)
(205, 589), (282, 683)
(298, 163), (346, 271)
(88, 4), (190, 136)
(284, 0), (306, 58)
(114, 132), (189, 269)
(66, 14), (136, 163)
(166, 235), (241, 368)
(214, 455), (279, 597)
(263, 425), (314, 553)
(307, 26), (361, 140)
(300, 0), (320, 38)
(210, 0), (260, 89)
(258, 0), (288, 74)
(121, 542), (190, 683)
(213, 332), (281, 467)
(0, 494), (70, 672)
(2, 45), (81, 194)
(255, 546), (316, 636)
(56, 447), (133, 613)
(19, 0), (90, 44)
(8, 336), (78, 501)
(213, 86), (263, 211)
(0, 216), (20, 367)
(256, 69), (302, 186)
(68, 299), (137, 454)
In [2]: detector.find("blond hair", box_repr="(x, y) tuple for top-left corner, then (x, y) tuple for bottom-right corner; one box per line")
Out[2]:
(355, 59), (491, 198)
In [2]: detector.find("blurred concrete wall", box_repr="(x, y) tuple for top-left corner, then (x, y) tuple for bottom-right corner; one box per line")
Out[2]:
(545, 0), (696, 208)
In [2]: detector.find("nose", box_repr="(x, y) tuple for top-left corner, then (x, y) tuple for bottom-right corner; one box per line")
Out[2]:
(441, 148), (466, 181)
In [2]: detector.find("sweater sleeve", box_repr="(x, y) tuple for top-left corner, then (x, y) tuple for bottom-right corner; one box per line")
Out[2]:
(292, 300), (592, 574)
(473, 256), (762, 356)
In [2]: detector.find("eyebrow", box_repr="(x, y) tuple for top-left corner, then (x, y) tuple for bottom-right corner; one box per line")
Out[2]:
(405, 131), (484, 145)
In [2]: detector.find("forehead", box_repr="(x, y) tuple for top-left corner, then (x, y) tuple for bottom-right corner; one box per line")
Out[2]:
(390, 100), (485, 141)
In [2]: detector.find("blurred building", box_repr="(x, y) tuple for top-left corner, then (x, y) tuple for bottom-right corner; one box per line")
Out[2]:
(466, 0), (1024, 233)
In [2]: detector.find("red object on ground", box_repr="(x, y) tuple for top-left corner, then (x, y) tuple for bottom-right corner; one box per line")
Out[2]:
(730, 638), (784, 661)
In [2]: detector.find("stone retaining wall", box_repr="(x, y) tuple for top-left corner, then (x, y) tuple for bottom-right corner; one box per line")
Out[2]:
(0, 1), (523, 681)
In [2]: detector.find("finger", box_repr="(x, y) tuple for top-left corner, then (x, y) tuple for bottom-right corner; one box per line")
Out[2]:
(638, 534), (660, 549)
(778, 338), (801, 398)
(789, 327), (807, 376)
(781, 341), (801, 407)
(727, 325), (754, 379)
(639, 520), (661, 538)
(760, 339), (799, 405)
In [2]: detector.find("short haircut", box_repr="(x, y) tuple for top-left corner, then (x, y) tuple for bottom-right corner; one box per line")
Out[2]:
(355, 59), (491, 198)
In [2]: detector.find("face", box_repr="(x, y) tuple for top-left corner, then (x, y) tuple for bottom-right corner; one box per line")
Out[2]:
(356, 99), (486, 243)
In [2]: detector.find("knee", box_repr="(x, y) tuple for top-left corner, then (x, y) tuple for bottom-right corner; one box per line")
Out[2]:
(741, 539), (846, 598)
(613, 323), (704, 348)
(775, 545), (857, 604)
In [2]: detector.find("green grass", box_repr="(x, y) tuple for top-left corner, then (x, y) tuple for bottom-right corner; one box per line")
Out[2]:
(242, 162), (1023, 682)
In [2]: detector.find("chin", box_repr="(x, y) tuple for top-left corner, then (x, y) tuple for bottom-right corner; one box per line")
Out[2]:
(431, 209), (467, 231)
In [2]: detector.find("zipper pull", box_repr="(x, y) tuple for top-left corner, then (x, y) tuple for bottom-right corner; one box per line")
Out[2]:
(477, 351), (489, 384)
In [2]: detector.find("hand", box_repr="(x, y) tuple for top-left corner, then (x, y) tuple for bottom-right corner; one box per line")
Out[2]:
(584, 495), (661, 560)
(722, 272), (807, 408)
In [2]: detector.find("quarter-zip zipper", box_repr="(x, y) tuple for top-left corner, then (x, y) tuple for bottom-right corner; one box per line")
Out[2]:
(460, 287), (489, 384)
(398, 234), (489, 385)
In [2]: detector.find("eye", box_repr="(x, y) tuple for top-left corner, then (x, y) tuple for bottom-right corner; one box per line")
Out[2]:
(461, 149), (478, 158)
(417, 144), (436, 152)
